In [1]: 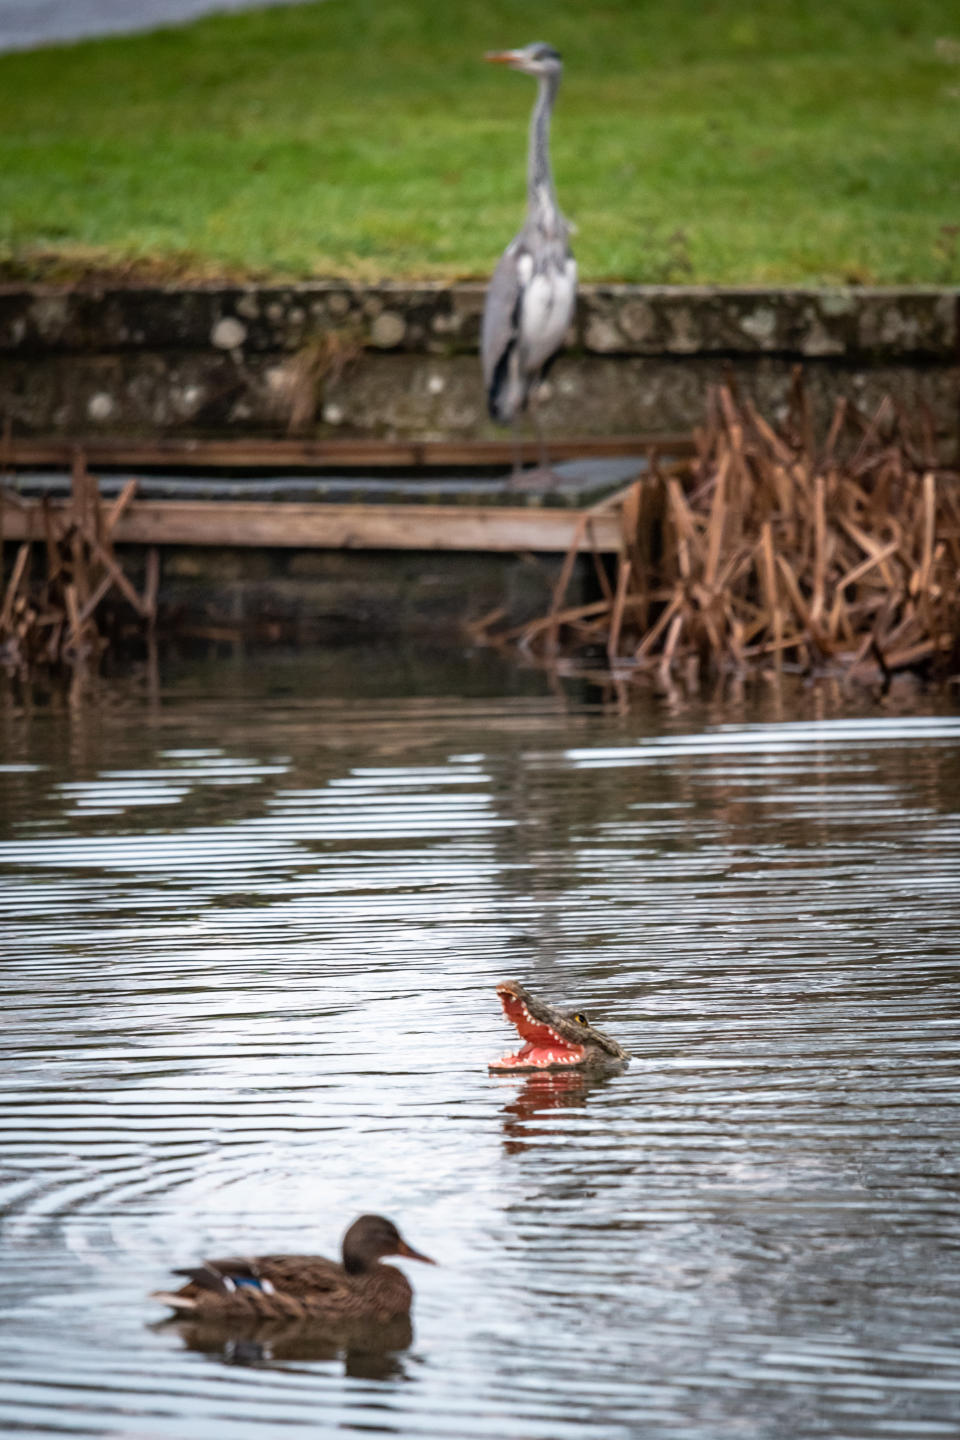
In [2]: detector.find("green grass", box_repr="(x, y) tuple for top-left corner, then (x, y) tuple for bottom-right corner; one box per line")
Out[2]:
(1, 0), (959, 283)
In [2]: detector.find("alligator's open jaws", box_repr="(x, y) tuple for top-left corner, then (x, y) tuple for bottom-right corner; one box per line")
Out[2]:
(489, 979), (629, 1073)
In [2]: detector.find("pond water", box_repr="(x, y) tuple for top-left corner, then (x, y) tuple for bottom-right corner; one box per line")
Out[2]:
(2, 651), (960, 1439)
(0, 1), (309, 56)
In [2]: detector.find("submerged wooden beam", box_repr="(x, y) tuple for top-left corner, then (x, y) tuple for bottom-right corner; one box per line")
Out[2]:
(6, 434), (689, 471)
(2, 497), (622, 553)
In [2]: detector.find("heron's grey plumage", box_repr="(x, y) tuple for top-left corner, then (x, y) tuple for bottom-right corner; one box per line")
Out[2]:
(482, 44), (577, 427)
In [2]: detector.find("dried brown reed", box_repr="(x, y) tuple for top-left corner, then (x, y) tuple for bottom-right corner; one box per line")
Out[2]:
(285, 328), (364, 434)
(477, 380), (960, 683)
(0, 452), (156, 669)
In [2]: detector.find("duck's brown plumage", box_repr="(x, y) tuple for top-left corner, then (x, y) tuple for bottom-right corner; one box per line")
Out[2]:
(151, 1215), (434, 1324)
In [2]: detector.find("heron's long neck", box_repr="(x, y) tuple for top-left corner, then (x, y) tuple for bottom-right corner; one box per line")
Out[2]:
(527, 73), (560, 218)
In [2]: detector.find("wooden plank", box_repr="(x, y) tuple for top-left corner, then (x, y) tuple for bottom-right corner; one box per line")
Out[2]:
(6, 433), (691, 472)
(1, 497), (623, 553)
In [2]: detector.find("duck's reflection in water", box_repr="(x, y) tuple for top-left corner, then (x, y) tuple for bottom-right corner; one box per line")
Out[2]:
(160, 1313), (414, 1378)
(495, 1068), (616, 1153)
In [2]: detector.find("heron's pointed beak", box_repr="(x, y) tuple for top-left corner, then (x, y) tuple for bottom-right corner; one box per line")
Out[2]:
(484, 50), (521, 66)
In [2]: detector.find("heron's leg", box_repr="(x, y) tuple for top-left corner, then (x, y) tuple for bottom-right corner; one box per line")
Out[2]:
(532, 401), (550, 472)
(509, 420), (524, 485)
(526, 387), (561, 489)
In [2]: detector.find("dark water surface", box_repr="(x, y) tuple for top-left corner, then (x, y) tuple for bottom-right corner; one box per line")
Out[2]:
(2, 652), (960, 1439)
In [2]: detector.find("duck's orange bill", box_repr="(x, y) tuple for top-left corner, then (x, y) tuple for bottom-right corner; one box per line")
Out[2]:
(397, 1239), (436, 1265)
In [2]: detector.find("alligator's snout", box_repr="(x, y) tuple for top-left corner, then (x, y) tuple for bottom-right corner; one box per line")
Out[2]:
(489, 979), (629, 1073)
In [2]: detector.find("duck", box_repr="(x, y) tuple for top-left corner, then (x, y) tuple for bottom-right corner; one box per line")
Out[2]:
(151, 1214), (435, 1324)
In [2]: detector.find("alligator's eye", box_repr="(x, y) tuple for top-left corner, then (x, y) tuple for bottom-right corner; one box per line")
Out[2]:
(573, 1012), (589, 1026)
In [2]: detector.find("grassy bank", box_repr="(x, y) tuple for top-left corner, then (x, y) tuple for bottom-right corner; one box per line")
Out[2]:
(1, 1), (959, 284)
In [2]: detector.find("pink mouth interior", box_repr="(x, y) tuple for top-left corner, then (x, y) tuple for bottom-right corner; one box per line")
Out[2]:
(490, 988), (586, 1071)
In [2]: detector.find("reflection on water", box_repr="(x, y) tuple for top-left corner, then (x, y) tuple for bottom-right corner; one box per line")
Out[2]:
(163, 1313), (415, 1378)
(497, 1070), (616, 1153)
(1, 650), (960, 1439)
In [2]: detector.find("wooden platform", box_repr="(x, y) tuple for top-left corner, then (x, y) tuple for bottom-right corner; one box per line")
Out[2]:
(1, 439), (655, 554)
(1, 495), (622, 553)
(4, 433), (689, 473)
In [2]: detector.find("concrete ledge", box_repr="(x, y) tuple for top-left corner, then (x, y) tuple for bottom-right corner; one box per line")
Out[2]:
(0, 538), (578, 643)
(1, 282), (957, 445)
(2, 282), (957, 358)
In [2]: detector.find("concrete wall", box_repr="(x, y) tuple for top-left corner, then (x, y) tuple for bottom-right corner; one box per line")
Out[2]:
(53, 541), (579, 643)
(1, 283), (957, 448)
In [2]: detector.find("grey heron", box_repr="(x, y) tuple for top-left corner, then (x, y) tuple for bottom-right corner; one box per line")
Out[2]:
(481, 43), (576, 472)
